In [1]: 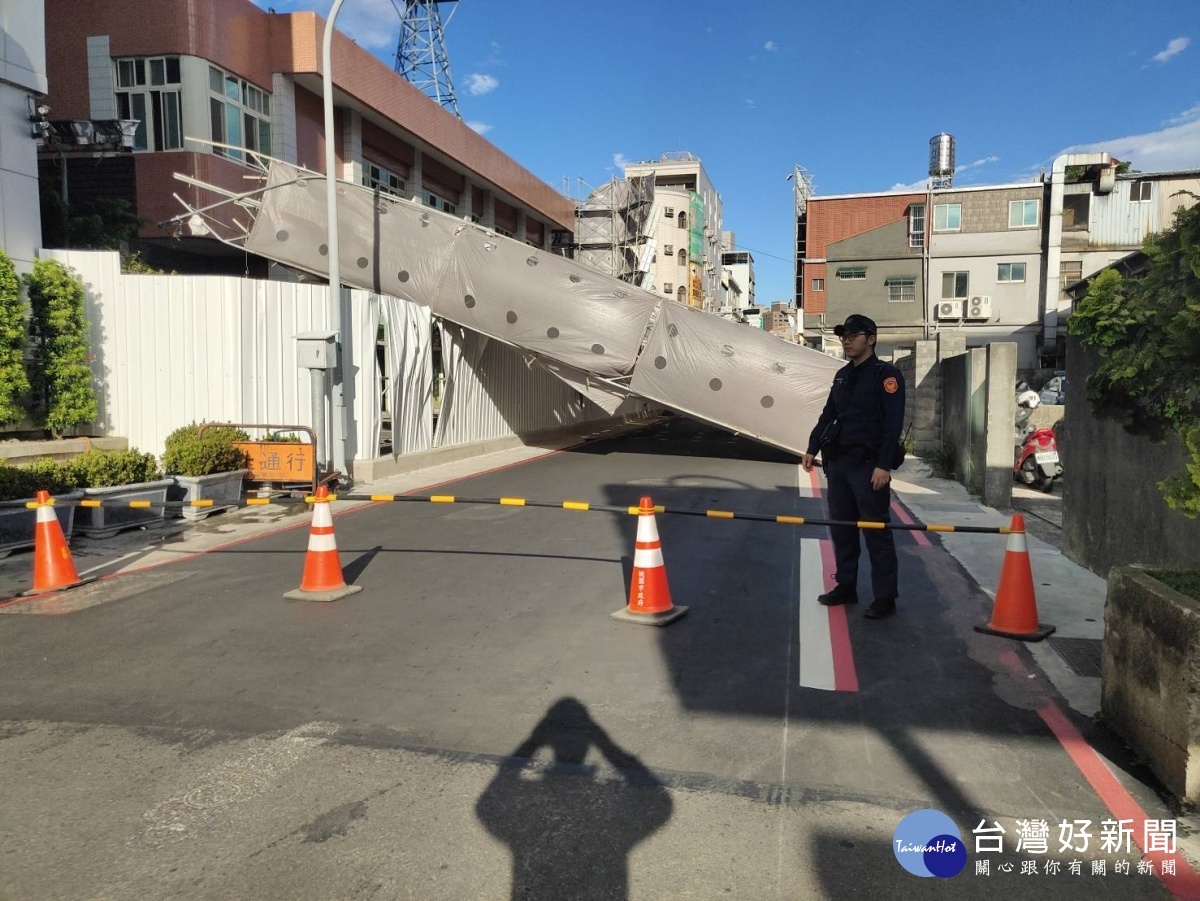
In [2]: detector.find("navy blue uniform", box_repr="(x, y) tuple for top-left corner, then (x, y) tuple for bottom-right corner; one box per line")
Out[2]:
(807, 355), (906, 602)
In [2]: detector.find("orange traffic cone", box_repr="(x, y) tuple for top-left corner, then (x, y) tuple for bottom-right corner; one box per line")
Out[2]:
(974, 514), (1055, 641)
(24, 490), (94, 596)
(611, 496), (688, 626)
(283, 486), (363, 602)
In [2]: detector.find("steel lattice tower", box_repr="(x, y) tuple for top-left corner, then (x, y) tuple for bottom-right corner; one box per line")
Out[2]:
(393, 1), (461, 117)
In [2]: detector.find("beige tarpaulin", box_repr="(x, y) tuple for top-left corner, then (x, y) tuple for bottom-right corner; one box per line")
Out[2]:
(242, 162), (842, 455)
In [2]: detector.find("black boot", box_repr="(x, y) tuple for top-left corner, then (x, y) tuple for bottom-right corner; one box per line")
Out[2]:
(864, 598), (897, 619)
(818, 582), (858, 606)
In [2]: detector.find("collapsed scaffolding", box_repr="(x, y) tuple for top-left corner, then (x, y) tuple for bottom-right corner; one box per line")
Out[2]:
(164, 146), (841, 458)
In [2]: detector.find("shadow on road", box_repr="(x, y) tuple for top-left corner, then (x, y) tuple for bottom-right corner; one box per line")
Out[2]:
(476, 697), (672, 901)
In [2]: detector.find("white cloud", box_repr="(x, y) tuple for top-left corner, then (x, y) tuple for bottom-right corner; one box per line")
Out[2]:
(1166, 102), (1200, 127)
(465, 73), (499, 96)
(613, 153), (630, 172)
(764, 40), (778, 51)
(745, 98), (757, 108)
(1151, 36), (1190, 64)
(1060, 114), (1200, 172)
(479, 41), (505, 67)
(886, 154), (1000, 193)
(467, 121), (493, 135)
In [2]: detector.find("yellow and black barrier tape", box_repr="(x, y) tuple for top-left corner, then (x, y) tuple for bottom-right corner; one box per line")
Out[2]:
(0, 493), (1012, 534)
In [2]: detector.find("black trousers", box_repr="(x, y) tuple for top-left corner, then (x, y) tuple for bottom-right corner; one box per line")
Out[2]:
(824, 454), (898, 601)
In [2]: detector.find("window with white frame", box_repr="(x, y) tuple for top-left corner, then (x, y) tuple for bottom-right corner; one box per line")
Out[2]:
(663, 243), (674, 255)
(811, 278), (824, 292)
(495, 226), (514, 238)
(886, 277), (916, 303)
(1059, 260), (1083, 296)
(909, 203), (925, 248)
(209, 65), (271, 161)
(997, 262), (1026, 283)
(933, 203), (961, 231)
(835, 266), (867, 280)
(678, 249), (687, 266)
(1008, 199), (1039, 228)
(363, 162), (406, 198)
(1129, 181), (1152, 202)
(941, 271), (969, 298)
(664, 206), (675, 218)
(663, 282), (673, 293)
(115, 56), (183, 151)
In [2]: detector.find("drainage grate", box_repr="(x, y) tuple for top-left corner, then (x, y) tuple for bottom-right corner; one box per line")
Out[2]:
(1047, 637), (1104, 678)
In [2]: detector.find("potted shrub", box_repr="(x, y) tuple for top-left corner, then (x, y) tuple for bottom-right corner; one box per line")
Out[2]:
(0, 459), (83, 558)
(68, 448), (172, 539)
(162, 423), (250, 521)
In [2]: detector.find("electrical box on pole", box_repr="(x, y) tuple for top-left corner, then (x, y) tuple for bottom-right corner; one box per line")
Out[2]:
(296, 330), (337, 469)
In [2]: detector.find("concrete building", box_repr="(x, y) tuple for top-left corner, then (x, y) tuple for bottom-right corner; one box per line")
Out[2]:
(39, 0), (574, 272)
(799, 162), (1199, 370)
(720, 234), (754, 314)
(1, 0), (47, 270)
(623, 152), (724, 311)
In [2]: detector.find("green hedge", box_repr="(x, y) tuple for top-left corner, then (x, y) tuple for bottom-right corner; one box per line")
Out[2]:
(0, 250), (30, 428)
(162, 422), (250, 476)
(24, 259), (97, 437)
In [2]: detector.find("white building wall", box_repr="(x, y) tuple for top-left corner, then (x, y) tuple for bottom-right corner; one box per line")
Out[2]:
(1, 0), (47, 269)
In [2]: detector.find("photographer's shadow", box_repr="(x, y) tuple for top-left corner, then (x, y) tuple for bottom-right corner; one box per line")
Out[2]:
(476, 698), (672, 900)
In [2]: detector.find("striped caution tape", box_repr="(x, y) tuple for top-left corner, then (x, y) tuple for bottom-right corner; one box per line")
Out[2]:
(0, 493), (1012, 534)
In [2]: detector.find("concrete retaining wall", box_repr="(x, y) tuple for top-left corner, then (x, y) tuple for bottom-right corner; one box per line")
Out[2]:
(1102, 566), (1200, 802)
(1063, 337), (1200, 574)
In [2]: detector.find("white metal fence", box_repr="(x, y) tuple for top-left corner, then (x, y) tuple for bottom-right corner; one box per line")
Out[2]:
(42, 251), (613, 466)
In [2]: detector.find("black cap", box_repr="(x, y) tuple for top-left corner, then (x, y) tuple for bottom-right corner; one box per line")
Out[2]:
(833, 314), (877, 337)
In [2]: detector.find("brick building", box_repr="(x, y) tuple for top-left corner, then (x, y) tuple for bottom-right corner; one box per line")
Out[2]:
(40, 0), (574, 273)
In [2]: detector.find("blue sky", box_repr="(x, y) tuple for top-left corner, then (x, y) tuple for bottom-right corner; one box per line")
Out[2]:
(256, 0), (1199, 304)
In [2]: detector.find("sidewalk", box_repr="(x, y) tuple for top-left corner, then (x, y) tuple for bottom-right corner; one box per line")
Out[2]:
(891, 459), (1106, 717)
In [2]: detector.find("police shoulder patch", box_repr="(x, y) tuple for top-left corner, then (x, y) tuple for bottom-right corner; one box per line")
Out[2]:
(883, 377), (899, 394)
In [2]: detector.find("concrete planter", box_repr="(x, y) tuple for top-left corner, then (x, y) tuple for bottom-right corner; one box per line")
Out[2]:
(0, 437), (127, 467)
(0, 490), (84, 558)
(170, 469), (248, 521)
(1102, 565), (1200, 803)
(74, 479), (173, 539)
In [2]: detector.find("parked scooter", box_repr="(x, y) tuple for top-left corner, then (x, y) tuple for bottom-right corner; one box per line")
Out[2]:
(1014, 389), (1062, 492)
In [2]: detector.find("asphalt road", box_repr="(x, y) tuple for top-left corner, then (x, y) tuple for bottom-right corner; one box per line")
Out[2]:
(0, 419), (1185, 900)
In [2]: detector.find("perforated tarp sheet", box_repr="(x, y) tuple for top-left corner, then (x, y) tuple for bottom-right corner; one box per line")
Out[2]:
(243, 162), (842, 455)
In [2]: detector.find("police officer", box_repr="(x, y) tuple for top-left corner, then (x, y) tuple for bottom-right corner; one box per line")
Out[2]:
(800, 314), (906, 619)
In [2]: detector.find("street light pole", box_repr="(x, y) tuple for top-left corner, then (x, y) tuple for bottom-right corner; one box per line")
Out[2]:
(323, 0), (348, 479)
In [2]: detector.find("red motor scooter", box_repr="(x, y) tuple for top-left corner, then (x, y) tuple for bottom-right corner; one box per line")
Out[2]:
(1014, 392), (1062, 492)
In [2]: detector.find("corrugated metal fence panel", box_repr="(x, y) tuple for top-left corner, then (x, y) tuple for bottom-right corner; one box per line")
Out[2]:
(41, 251), (384, 460)
(434, 328), (605, 448)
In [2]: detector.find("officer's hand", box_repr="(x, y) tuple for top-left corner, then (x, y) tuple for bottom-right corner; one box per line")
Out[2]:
(870, 467), (891, 490)
(801, 453), (816, 472)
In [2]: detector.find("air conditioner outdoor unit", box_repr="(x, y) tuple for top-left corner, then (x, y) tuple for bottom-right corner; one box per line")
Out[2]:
(936, 300), (964, 319)
(966, 295), (992, 319)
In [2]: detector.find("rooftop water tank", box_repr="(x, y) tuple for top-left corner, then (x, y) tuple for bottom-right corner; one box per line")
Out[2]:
(929, 133), (956, 178)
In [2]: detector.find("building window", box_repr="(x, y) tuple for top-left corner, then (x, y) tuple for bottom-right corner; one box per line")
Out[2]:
(997, 262), (1026, 283)
(676, 286), (687, 304)
(663, 282), (673, 293)
(663, 243), (674, 255)
(425, 191), (456, 214)
(363, 162), (406, 198)
(811, 278), (824, 292)
(1063, 194), (1090, 230)
(114, 56), (183, 151)
(678, 249), (687, 266)
(1129, 181), (1152, 202)
(909, 203), (925, 248)
(933, 203), (961, 231)
(941, 271), (969, 299)
(1059, 260), (1083, 295)
(886, 277), (916, 303)
(209, 65), (271, 161)
(835, 267), (867, 280)
(495, 226), (515, 238)
(678, 212), (687, 230)
(1008, 199), (1039, 228)
(664, 206), (674, 218)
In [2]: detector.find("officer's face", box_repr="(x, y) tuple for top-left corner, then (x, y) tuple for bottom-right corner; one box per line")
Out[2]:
(841, 331), (874, 362)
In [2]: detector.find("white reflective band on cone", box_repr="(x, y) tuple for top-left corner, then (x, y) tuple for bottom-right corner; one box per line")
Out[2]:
(307, 533), (338, 552)
(633, 547), (665, 568)
(1006, 530), (1028, 553)
(312, 502), (333, 528)
(36, 505), (55, 523)
(636, 514), (660, 543)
